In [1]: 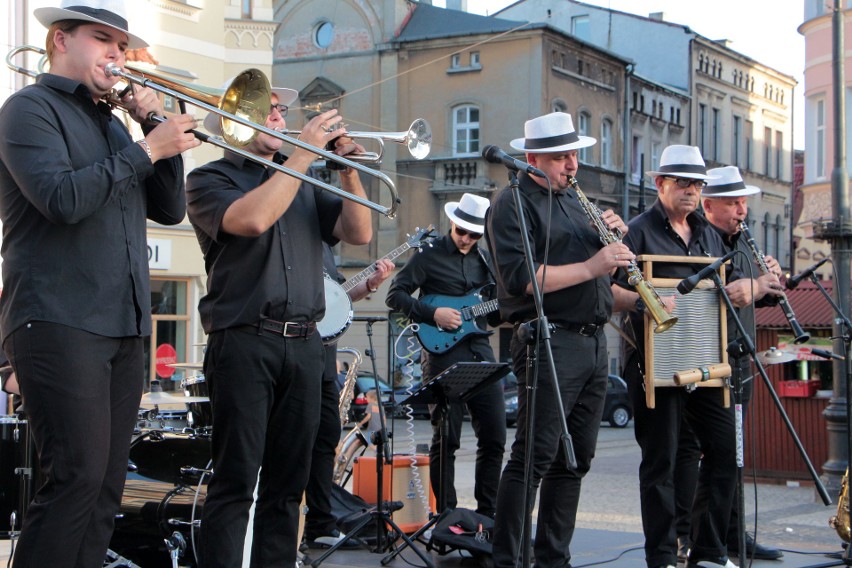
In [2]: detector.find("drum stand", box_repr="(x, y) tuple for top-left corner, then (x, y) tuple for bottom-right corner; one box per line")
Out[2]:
(310, 317), (431, 568)
(380, 361), (509, 565)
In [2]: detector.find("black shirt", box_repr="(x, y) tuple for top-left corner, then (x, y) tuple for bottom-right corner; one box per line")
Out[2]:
(0, 73), (185, 342)
(486, 171), (612, 325)
(620, 198), (737, 358)
(187, 152), (341, 333)
(385, 232), (496, 377)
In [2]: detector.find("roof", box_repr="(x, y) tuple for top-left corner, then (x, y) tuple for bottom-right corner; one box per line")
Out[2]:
(394, 2), (529, 42)
(755, 280), (836, 329)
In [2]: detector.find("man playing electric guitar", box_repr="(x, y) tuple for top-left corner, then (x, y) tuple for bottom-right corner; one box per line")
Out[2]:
(385, 193), (505, 517)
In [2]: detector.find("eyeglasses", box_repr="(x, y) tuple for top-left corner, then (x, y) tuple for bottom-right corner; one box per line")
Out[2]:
(269, 104), (288, 117)
(454, 226), (483, 240)
(665, 176), (707, 190)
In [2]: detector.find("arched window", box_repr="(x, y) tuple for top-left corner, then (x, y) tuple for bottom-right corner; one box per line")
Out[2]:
(775, 214), (784, 259)
(577, 110), (592, 163)
(601, 118), (613, 168)
(452, 105), (480, 156)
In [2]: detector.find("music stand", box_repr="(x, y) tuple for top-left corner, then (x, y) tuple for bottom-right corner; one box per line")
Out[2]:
(380, 361), (509, 566)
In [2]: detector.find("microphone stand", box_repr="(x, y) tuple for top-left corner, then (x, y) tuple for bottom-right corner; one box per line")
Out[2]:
(505, 170), (577, 568)
(704, 269), (832, 506)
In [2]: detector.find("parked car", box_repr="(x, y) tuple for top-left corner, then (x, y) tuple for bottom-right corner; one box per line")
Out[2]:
(502, 373), (632, 428)
(336, 370), (429, 423)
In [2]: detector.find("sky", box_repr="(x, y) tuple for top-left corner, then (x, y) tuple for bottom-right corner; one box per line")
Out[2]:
(433, 0), (806, 149)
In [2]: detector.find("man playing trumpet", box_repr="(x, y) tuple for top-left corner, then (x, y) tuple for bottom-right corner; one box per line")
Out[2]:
(186, 89), (373, 566)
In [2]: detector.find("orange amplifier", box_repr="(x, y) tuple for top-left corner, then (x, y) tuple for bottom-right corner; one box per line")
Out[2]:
(352, 454), (436, 533)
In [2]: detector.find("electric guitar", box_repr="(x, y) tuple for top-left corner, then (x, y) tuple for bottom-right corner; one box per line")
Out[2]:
(415, 285), (499, 354)
(318, 225), (436, 343)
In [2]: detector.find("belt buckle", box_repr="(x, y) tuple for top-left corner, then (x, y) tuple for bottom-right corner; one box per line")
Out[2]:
(282, 322), (297, 338)
(578, 323), (598, 337)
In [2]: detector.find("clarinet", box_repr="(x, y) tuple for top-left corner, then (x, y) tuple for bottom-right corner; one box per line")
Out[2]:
(738, 221), (810, 344)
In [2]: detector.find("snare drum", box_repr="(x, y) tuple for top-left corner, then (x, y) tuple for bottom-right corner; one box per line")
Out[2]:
(0, 415), (38, 537)
(110, 431), (211, 567)
(136, 408), (190, 432)
(183, 375), (213, 429)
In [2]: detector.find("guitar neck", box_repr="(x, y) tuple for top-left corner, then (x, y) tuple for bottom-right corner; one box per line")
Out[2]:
(342, 243), (412, 292)
(465, 298), (500, 319)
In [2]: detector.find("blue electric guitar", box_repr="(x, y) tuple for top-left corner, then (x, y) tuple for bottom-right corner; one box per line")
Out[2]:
(415, 286), (500, 354)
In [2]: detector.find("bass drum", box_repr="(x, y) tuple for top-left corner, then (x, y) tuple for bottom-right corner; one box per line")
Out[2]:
(317, 276), (353, 344)
(110, 431), (211, 567)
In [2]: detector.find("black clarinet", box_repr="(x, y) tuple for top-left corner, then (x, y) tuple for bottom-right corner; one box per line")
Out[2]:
(738, 221), (810, 344)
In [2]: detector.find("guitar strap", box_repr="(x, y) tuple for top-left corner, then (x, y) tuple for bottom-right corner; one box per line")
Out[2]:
(476, 246), (498, 289)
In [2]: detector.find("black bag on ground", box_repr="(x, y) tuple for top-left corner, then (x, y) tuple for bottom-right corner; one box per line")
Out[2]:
(428, 508), (494, 557)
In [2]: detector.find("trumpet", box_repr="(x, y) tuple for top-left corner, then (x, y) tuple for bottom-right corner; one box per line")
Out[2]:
(569, 177), (677, 333)
(279, 118), (432, 165)
(738, 221), (810, 344)
(5, 45), (413, 218)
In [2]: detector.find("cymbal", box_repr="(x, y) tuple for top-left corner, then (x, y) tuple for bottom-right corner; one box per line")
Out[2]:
(167, 362), (203, 370)
(141, 391), (210, 405)
(757, 347), (797, 365)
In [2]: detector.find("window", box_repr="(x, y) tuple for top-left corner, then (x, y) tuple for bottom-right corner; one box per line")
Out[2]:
(764, 126), (772, 176)
(146, 278), (191, 391)
(745, 119), (754, 171)
(775, 130), (783, 179)
(453, 105), (480, 156)
(651, 142), (662, 172)
(816, 98), (826, 179)
(732, 115), (742, 167)
(600, 119), (613, 168)
(552, 99), (567, 113)
(470, 52), (480, 66)
(241, 0), (251, 19)
(631, 135), (643, 183)
(698, 103), (707, 155)
(571, 15), (590, 41)
(314, 20), (335, 49)
(711, 108), (720, 161)
(775, 214), (784, 260)
(451, 54), (461, 68)
(577, 111), (592, 163)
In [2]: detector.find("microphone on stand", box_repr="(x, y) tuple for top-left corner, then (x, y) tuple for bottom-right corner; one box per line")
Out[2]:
(811, 348), (845, 361)
(785, 258), (830, 290)
(481, 145), (547, 178)
(352, 316), (389, 323)
(676, 251), (738, 295)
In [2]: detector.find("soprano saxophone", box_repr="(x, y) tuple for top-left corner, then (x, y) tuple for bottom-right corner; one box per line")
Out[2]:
(337, 347), (362, 425)
(569, 176), (677, 333)
(738, 221), (810, 344)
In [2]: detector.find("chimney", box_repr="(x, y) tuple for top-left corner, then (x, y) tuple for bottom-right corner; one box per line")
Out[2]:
(446, 0), (468, 11)
(648, 12), (665, 21)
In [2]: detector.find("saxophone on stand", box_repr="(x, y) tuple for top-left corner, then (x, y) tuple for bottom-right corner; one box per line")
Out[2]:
(333, 348), (369, 486)
(569, 177), (677, 333)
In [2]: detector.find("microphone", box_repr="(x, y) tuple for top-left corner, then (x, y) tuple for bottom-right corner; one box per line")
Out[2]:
(481, 145), (546, 178)
(676, 251), (738, 295)
(785, 258), (829, 290)
(811, 348), (845, 361)
(352, 316), (388, 323)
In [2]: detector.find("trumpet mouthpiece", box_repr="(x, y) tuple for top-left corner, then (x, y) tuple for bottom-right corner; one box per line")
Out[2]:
(104, 63), (121, 77)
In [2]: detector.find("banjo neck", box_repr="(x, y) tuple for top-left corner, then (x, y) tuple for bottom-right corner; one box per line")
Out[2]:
(342, 241), (417, 293)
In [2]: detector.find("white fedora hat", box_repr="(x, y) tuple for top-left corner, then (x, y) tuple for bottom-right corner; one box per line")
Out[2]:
(203, 83), (298, 136)
(703, 166), (760, 197)
(444, 193), (490, 234)
(35, 0), (148, 50)
(510, 112), (596, 153)
(646, 145), (714, 180)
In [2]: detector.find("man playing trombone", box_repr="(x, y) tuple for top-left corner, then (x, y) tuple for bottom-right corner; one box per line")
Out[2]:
(0, 1), (198, 566)
(186, 89), (373, 566)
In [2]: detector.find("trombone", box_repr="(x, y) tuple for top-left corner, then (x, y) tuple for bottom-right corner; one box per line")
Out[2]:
(5, 45), (419, 219)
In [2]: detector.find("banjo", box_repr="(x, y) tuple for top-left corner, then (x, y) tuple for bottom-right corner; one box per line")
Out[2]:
(319, 225), (436, 343)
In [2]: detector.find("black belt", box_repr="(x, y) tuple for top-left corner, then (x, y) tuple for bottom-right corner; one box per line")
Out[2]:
(552, 321), (605, 337)
(248, 319), (317, 338)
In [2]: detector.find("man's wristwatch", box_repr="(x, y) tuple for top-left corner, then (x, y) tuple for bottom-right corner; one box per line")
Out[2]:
(367, 281), (378, 293)
(634, 297), (646, 314)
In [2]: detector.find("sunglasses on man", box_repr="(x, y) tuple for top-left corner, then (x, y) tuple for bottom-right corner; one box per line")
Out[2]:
(665, 176), (707, 190)
(454, 226), (483, 240)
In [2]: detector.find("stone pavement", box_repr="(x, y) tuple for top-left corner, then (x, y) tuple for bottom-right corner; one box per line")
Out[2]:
(1, 419), (844, 567)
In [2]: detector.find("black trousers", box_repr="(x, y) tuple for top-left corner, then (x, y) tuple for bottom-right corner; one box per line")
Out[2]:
(428, 378), (506, 516)
(625, 353), (737, 568)
(304, 343), (342, 538)
(674, 357), (753, 547)
(5, 322), (143, 568)
(199, 326), (323, 568)
(492, 328), (608, 568)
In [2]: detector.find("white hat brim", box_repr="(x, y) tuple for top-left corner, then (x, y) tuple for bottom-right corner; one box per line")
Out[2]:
(444, 201), (484, 234)
(509, 135), (597, 153)
(702, 185), (761, 198)
(34, 7), (148, 49)
(646, 169), (715, 181)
